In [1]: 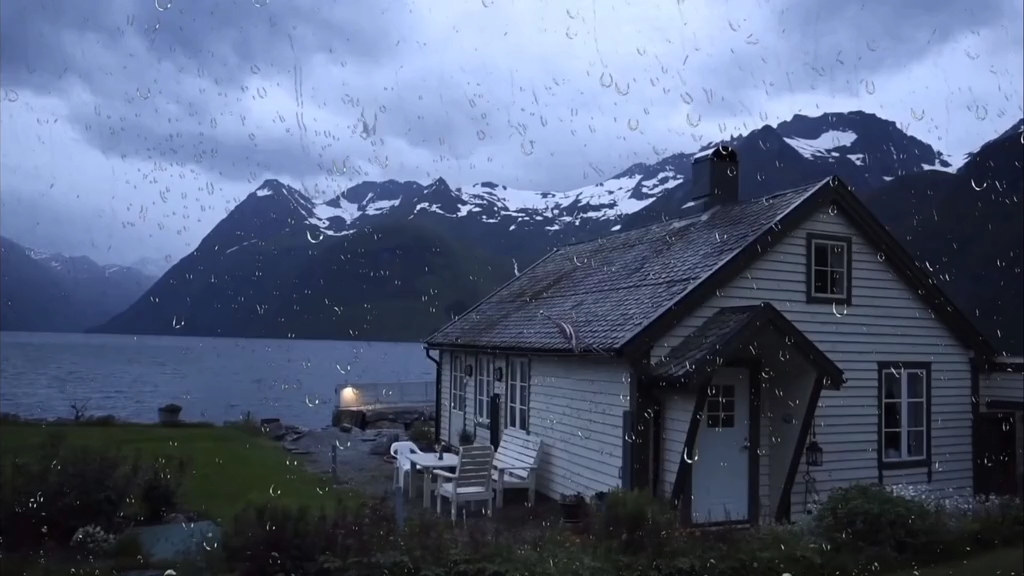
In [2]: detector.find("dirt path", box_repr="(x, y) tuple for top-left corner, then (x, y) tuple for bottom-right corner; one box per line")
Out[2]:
(285, 426), (401, 499)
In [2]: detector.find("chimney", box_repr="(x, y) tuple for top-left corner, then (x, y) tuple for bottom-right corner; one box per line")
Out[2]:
(690, 145), (739, 210)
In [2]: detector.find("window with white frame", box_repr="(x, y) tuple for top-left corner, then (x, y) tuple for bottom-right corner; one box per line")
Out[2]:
(881, 364), (929, 464)
(506, 357), (530, 431)
(451, 354), (467, 413)
(807, 233), (852, 303)
(475, 355), (495, 425)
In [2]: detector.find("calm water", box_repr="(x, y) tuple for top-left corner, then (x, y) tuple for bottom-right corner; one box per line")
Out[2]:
(0, 332), (435, 429)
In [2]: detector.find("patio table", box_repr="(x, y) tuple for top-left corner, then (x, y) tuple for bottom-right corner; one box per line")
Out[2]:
(407, 452), (459, 509)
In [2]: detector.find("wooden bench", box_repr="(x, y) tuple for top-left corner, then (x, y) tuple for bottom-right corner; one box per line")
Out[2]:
(492, 428), (541, 508)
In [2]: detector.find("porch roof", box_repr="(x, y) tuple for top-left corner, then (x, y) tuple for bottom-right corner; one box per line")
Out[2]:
(649, 302), (845, 389)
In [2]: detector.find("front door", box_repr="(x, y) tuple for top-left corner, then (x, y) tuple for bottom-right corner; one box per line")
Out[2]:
(691, 367), (750, 524)
(976, 412), (1018, 497)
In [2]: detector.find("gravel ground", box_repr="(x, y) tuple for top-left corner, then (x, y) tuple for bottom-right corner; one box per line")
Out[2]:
(284, 425), (404, 499)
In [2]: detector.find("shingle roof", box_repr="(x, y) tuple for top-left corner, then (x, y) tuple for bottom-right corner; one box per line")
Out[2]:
(424, 180), (827, 352)
(650, 302), (845, 389)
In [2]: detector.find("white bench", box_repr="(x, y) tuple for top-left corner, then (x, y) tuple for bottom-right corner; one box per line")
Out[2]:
(492, 428), (541, 508)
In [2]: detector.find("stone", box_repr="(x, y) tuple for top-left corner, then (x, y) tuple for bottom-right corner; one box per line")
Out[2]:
(263, 421), (286, 440)
(162, 513), (188, 524)
(368, 431), (401, 456)
(128, 520), (220, 562)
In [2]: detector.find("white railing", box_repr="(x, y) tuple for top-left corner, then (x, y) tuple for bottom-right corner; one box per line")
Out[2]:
(334, 380), (436, 410)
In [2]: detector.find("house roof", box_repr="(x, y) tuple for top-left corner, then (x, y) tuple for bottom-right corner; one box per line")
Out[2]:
(424, 176), (995, 359)
(650, 303), (845, 390)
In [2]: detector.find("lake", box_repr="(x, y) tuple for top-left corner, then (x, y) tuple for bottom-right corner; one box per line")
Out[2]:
(0, 332), (435, 430)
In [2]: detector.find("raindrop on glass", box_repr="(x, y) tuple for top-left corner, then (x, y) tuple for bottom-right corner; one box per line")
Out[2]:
(155, 0), (171, 11)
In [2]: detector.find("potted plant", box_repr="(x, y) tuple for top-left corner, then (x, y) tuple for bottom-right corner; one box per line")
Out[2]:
(408, 420), (435, 452)
(157, 403), (183, 425)
(458, 427), (474, 447)
(559, 492), (587, 525)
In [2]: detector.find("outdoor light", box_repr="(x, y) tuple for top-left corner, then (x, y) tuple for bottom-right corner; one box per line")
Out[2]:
(339, 385), (360, 408)
(805, 439), (824, 467)
(494, 366), (504, 382)
(464, 364), (474, 377)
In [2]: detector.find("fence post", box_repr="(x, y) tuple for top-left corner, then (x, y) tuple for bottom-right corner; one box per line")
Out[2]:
(330, 443), (338, 484)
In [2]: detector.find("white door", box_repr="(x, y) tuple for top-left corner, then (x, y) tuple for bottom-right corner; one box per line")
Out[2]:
(691, 367), (750, 524)
(449, 354), (467, 444)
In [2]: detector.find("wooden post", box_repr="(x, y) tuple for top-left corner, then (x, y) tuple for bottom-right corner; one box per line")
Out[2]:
(330, 443), (338, 483)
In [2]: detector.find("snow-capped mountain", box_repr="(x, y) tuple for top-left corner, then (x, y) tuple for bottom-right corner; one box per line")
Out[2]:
(91, 111), (1023, 345)
(1, 240), (157, 333)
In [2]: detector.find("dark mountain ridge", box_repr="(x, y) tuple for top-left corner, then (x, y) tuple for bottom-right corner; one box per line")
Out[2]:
(87, 112), (1022, 353)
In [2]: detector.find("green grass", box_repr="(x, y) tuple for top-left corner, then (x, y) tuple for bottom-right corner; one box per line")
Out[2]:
(888, 547), (1023, 576)
(0, 422), (347, 522)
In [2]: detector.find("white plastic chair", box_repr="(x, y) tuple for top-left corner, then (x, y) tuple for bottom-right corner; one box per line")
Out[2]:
(390, 441), (424, 497)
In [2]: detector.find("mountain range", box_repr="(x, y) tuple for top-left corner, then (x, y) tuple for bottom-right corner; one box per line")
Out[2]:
(23, 110), (1020, 355)
(0, 238), (157, 333)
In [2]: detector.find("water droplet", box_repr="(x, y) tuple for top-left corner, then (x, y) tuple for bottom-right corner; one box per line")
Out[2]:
(686, 112), (701, 128)
(256, 86), (267, 99)
(565, 27), (577, 39)
(681, 92), (694, 105)
(306, 229), (323, 243)
(520, 140), (535, 156)
(863, 79), (876, 95)
(253, 0), (269, 6)
(476, 129), (486, 140)
(911, 108), (925, 121)
(481, 0), (492, 6)
(137, 87), (151, 100)
(614, 82), (631, 96)
(970, 178), (986, 191)
(250, 64), (261, 74)
(248, 133), (256, 141)
(2, 88), (19, 103)
(627, 118), (640, 131)
(155, 0), (171, 11)
(209, 118), (217, 129)
(599, 71), (613, 88)
(832, 302), (847, 317)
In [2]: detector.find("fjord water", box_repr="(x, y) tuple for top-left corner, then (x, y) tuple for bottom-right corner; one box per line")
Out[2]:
(0, 332), (434, 429)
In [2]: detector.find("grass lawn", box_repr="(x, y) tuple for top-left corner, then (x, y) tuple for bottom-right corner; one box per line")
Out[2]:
(888, 546), (1023, 575)
(0, 422), (347, 522)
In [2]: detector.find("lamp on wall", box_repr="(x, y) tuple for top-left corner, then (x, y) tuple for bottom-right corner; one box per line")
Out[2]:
(805, 423), (824, 467)
(805, 439), (824, 467)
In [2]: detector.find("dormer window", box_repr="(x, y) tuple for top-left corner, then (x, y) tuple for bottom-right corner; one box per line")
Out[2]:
(806, 233), (853, 305)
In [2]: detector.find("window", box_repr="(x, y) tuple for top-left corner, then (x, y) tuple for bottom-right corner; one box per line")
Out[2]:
(879, 363), (930, 466)
(705, 384), (736, 429)
(806, 233), (852, 304)
(506, 358), (530, 432)
(451, 354), (467, 413)
(475, 355), (495, 425)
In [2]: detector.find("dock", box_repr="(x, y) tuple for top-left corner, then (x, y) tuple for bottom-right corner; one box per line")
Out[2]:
(332, 380), (435, 431)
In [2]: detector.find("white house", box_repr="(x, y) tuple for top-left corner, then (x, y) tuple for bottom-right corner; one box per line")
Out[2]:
(423, 146), (1024, 526)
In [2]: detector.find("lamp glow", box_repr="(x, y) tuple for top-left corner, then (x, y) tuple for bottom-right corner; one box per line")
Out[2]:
(339, 385), (360, 408)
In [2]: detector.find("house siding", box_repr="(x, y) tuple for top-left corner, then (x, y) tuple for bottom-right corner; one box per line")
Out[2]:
(657, 390), (697, 498)
(652, 206), (975, 515)
(529, 356), (631, 498)
(980, 371), (1024, 406)
(439, 350), (452, 444)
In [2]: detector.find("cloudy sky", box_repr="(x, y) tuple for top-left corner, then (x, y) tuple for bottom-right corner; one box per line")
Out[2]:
(1, 0), (1021, 266)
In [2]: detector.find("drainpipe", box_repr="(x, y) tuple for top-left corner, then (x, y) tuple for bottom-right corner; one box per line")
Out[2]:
(425, 348), (442, 441)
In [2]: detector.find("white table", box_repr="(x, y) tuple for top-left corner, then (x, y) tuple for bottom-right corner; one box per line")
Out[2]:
(407, 452), (459, 509)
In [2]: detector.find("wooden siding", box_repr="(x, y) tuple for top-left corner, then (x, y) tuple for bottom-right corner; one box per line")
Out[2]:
(439, 350), (452, 444)
(529, 357), (631, 498)
(652, 207), (975, 514)
(657, 390), (697, 498)
(980, 371), (1024, 406)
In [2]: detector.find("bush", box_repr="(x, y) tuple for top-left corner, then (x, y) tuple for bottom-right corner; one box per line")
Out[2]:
(813, 484), (952, 561)
(136, 456), (188, 522)
(591, 489), (675, 555)
(0, 435), (137, 552)
(407, 420), (434, 448)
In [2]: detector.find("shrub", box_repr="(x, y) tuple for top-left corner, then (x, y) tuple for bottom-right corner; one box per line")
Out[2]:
(591, 489), (676, 556)
(136, 456), (188, 522)
(0, 436), (137, 552)
(407, 420), (434, 448)
(813, 484), (951, 562)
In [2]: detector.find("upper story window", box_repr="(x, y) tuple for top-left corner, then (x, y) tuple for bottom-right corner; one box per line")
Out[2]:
(806, 232), (853, 305)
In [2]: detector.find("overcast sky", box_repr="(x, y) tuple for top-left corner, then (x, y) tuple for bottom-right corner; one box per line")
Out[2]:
(1, 0), (1021, 266)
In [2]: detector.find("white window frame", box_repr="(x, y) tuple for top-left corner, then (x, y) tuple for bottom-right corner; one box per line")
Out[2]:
(808, 234), (851, 301)
(475, 355), (495, 425)
(506, 357), (530, 432)
(451, 354), (467, 413)
(881, 366), (929, 463)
